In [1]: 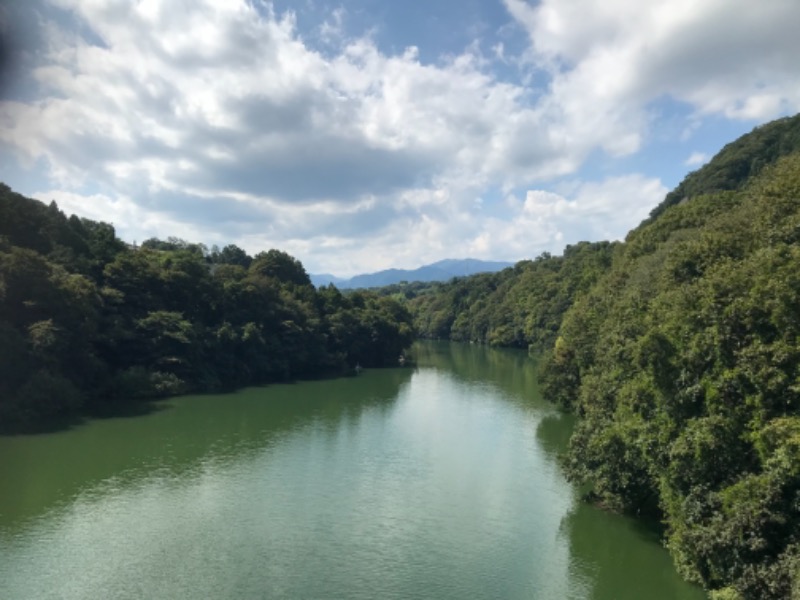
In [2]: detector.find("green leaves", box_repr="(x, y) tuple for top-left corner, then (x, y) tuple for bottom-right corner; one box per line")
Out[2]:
(405, 119), (800, 598)
(542, 152), (800, 597)
(408, 242), (617, 352)
(0, 187), (414, 431)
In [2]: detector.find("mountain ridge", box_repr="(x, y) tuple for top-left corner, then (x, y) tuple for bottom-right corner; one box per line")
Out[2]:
(310, 258), (514, 289)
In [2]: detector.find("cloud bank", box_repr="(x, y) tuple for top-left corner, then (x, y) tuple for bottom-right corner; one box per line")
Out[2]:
(1, 0), (799, 275)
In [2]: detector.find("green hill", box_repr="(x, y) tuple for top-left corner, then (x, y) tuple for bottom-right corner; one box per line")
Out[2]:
(648, 113), (800, 221)
(543, 152), (800, 599)
(0, 186), (413, 432)
(407, 114), (800, 599)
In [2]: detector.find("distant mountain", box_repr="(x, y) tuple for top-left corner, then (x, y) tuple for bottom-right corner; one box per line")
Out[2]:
(310, 258), (513, 289)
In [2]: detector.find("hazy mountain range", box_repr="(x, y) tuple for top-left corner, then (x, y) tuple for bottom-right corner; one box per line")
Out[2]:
(310, 258), (513, 289)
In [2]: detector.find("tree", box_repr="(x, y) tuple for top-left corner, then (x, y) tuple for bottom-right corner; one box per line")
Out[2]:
(250, 249), (311, 286)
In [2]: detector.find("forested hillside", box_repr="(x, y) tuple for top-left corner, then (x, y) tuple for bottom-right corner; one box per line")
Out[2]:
(407, 241), (617, 350)
(543, 149), (800, 600)
(649, 114), (800, 221)
(406, 114), (800, 599)
(0, 185), (413, 432)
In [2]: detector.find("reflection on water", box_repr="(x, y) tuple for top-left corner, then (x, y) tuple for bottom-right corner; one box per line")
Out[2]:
(561, 501), (703, 600)
(0, 369), (412, 529)
(414, 341), (542, 405)
(0, 342), (703, 599)
(536, 411), (576, 462)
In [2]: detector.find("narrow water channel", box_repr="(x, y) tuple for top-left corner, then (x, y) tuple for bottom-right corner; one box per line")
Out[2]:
(0, 341), (704, 599)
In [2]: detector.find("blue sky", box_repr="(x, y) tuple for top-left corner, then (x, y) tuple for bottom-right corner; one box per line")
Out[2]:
(1, 0), (799, 276)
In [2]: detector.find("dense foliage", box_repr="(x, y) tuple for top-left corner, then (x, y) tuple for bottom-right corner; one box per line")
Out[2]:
(404, 115), (800, 598)
(542, 153), (800, 599)
(0, 185), (413, 432)
(407, 241), (617, 351)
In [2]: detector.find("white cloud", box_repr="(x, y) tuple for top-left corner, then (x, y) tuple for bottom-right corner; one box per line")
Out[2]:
(464, 175), (669, 261)
(1, 0), (798, 275)
(505, 0), (800, 147)
(304, 174), (667, 275)
(31, 188), (218, 246)
(685, 152), (709, 167)
(1, 0), (599, 274)
(1, 0), (569, 202)
(319, 7), (347, 45)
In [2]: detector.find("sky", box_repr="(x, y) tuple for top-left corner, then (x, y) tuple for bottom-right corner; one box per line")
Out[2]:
(1, 0), (799, 277)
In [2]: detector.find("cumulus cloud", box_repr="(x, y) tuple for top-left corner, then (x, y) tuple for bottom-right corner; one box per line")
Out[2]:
(1, 0), (798, 275)
(31, 188), (214, 245)
(505, 0), (800, 144)
(1, 0), (598, 272)
(302, 174), (668, 275)
(1, 1), (565, 200)
(463, 175), (668, 262)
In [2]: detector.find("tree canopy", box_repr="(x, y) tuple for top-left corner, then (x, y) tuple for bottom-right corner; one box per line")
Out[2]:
(0, 187), (413, 432)
(541, 153), (800, 599)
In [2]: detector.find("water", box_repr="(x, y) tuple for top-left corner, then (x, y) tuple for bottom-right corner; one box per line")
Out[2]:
(0, 342), (705, 599)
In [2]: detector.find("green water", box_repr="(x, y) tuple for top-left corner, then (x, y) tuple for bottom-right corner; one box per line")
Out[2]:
(0, 342), (704, 599)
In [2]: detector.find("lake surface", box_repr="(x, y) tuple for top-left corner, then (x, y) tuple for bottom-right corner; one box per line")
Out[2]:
(0, 342), (704, 599)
